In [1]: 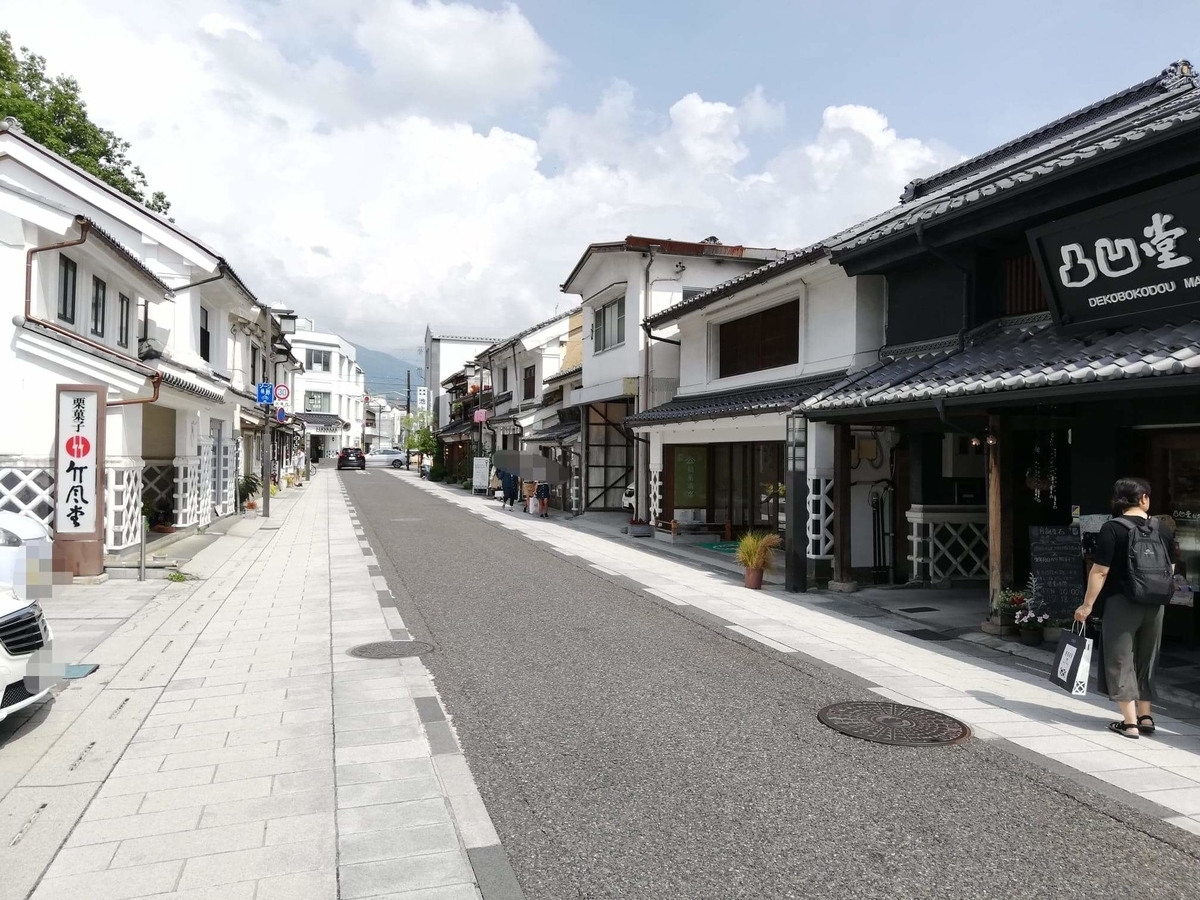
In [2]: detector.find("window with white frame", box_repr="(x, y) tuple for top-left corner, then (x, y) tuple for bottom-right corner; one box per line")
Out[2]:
(307, 348), (331, 372)
(593, 297), (625, 352)
(58, 255), (77, 323)
(90, 276), (106, 337)
(305, 391), (331, 412)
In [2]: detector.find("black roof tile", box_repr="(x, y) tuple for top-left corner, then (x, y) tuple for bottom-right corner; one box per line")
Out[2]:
(626, 371), (845, 426)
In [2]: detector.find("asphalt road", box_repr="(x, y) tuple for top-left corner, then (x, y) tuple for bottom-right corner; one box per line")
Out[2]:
(343, 470), (1200, 900)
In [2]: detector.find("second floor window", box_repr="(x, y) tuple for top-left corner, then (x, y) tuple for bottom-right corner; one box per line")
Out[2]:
(251, 345), (259, 384)
(306, 349), (331, 372)
(199, 307), (211, 361)
(718, 299), (799, 378)
(90, 276), (106, 336)
(523, 365), (536, 400)
(594, 297), (625, 352)
(58, 256), (77, 324)
(500, 367), (509, 393)
(305, 391), (331, 413)
(118, 294), (131, 348)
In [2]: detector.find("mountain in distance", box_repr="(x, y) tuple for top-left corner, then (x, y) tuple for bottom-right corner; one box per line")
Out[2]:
(350, 342), (424, 404)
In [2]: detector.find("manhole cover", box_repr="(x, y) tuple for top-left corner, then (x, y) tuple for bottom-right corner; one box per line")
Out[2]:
(347, 641), (434, 659)
(817, 701), (970, 746)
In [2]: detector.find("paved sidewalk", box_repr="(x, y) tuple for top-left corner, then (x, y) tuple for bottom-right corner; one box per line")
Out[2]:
(400, 470), (1200, 836)
(0, 471), (510, 900)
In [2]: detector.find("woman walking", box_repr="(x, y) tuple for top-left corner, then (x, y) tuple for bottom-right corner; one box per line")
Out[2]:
(535, 480), (551, 518)
(1074, 477), (1176, 739)
(499, 470), (519, 510)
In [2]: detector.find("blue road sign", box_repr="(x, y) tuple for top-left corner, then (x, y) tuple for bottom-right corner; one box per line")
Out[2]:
(256, 382), (274, 404)
(276, 408), (287, 423)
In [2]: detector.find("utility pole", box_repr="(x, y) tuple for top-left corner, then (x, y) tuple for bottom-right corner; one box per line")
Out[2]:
(406, 370), (411, 414)
(261, 317), (274, 519)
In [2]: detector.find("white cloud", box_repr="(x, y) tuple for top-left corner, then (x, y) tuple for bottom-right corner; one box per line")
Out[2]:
(0, 1), (961, 361)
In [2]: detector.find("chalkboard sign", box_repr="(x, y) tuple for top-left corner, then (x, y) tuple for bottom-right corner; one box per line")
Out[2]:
(1028, 525), (1085, 618)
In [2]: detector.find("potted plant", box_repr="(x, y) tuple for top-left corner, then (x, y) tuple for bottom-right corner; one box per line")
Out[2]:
(150, 496), (176, 533)
(628, 517), (653, 538)
(993, 588), (1025, 627)
(1015, 607), (1049, 646)
(237, 473), (262, 508)
(735, 531), (781, 589)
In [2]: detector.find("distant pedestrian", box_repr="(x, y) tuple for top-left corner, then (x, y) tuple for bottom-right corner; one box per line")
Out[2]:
(522, 479), (537, 514)
(535, 481), (550, 518)
(499, 470), (519, 510)
(1075, 476), (1176, 739)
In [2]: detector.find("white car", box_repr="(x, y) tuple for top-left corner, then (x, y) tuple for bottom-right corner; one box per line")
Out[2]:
(365, 448), (409, 469)
(621, 485), (635, 511)
(0, 589), (54, 724)
(0, 512), (52, 589)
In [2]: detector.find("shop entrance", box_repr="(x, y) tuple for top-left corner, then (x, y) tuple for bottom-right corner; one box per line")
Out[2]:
(663, 442), (784, 534)
(1143, 429), (1200, 644)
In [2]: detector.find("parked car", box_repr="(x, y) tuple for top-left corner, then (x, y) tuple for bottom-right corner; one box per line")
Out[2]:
(0, 587), (54, 724)
(0, 512), (51, 589)
(621, 485), (635, 511)
(365, 448), (408, 469)
(337, 447), (366, 470)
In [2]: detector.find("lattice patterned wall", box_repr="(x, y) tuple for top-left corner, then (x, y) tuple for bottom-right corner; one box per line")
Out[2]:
(908, 520), (989, 583)
(0, 467), (54, 530)
(649, 466), (662, 524)
(175, 461), (200, 528)
(143, 461), (174, 523)
(105, 466), (142, 551)
(197, 441), (214, 529)
(807, 474), (834, 559)
(215, 439), (235, 517)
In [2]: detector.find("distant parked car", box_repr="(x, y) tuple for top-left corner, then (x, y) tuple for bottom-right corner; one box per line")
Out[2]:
(365, 448), (408, 469)
(0, 587), (54, 724)
(0, 512), (51, 589)
(621, 485), (635, 511)
(337, 448), (366, 470)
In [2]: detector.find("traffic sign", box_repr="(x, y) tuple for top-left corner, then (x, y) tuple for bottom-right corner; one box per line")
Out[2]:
(274, 383), (290, 402)
(276, 408), (287, 423)
(256, 382), (274, 404)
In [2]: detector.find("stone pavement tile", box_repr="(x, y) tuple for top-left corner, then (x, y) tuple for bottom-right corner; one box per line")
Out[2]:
(1166, 816), (1200, 836)
(960, 719), (1064, 739)
(336, 699), (415, 719)
(1010, 734), (1104, 756)
(433, 755), (479, 797)
(106, 755), (165, 778)
(110, 821), (265, 869)
(67, 807), (203, 846)
(100, 766), (216, 798)
(41, 840), (118, 876)
(1093, 767), (1200, 793)
(335, 725), (425, 749)
(264, 811), (336, 846)
(102, 885), (257, 900)
(337, 797), (452, 835)
(131, 725), (181, 744)
(139, 776), (273, 813)
(339, 850), (475, 899)
(335, 739), (428, 766)
(1139, 787), (1200, 816)
(80, 793), (145, 820)
(199, 786), (333, 829)
(338, 822), (461, 866)
(337, 774), (444, 808)
(254, 868), (339, 900)
(225, 721), (332, 746)
(173, 711), (285, 737)
(1165, 766), (1200, 783)
(336, 758), (435, 786)
(176, 838), (336, 889)
(124, 732), (228, 760)
(447, 785), (500, 849)
(279, 707), (332, 726)
(337, 710), (420, 732)
(273, 768), (334, 794)
(30, 860), (183, 900)
(159, 741), (280, 772)
(213, 751), (331, 782)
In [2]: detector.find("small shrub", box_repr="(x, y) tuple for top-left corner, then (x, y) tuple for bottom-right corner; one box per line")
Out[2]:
(237, 473), (262, 504)
(735, 531), (782, 572)
(167, 571), (187, 583)
(461, 479), (473, 490)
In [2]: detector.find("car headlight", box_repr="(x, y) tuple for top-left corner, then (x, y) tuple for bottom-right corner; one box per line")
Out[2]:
(0, 528), (21, 548)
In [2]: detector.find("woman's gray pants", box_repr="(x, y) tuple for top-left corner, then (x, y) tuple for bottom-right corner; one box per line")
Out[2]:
(1102, 595), (1165, 703)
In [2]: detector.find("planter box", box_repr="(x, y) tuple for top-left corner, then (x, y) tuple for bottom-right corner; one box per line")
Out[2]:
(629, 524), (653, 538)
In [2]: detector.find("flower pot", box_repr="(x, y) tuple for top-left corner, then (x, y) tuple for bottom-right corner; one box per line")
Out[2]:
(151, 524), (176, 534)
(744, 567), (764, 590)
(1019, 627), (1044, 647)
(629, 524), (653, 537)
(991, 610), (1016, 627)
(1043, 626), (1063, 644)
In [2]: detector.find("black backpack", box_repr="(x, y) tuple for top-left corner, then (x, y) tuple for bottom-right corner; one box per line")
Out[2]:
(1114, 518), (1175, 605)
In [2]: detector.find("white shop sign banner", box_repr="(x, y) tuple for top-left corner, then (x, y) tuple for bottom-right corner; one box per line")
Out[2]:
(56, 390), (99, 533)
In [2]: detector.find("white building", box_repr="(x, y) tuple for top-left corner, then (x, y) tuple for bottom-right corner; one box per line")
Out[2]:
(0, 116), (300, 569)
(290, 319), (366, 462)
(559, 235), (786, 512)
(423, 328), (500, 428)
(626, 245), (886, 579)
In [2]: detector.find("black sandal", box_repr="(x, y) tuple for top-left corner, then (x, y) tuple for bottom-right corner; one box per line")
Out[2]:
(1108, 721), (1140, 739)
(1138, 715), (1156, 736)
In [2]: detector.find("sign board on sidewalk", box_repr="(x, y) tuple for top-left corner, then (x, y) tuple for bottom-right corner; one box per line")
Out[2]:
(53, 385), (106, 576)
(1028, 525), (1085, 619)
(274, 383), (290, 402)
(256, 382), (275, 404)
(472, 457), (490, 493)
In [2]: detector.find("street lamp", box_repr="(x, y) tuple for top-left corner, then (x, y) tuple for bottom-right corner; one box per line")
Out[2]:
(262, 308), (297, 519)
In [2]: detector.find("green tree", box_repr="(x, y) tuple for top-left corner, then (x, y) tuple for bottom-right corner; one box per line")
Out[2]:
(0, 32), (170, 215)
(407, 424), (437, 457)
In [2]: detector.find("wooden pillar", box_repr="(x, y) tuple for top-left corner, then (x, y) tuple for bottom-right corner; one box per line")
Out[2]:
(987, 414), (1013, 607)
(832, 422), (855, 590)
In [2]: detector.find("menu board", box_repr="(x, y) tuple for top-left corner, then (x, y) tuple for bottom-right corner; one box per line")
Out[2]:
(1029, 525), (1085, 618)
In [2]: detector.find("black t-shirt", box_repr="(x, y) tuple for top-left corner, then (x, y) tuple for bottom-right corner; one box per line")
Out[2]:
(1093, 515), (1174, 603)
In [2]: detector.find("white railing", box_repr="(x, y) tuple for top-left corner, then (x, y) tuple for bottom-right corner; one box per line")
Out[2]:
(906, 504), (989, 584)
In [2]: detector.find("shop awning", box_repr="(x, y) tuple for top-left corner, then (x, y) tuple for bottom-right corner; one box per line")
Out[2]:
(526, 421), (581, 444)
(438, 419), (476, 439)
(626, 371), (845, 427)
(805, 314), (1200, 414)
(297, 412), (348, 432)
